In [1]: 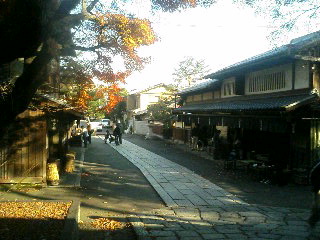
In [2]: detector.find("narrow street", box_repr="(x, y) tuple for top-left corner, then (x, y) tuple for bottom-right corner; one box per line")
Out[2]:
(4, 2), (320, 240)
(1, 134), (319, 239)
(101, 135), (320, 240)
(124, 134), (313, 210)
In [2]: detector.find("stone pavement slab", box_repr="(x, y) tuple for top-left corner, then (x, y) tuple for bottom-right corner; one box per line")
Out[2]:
(106, 139), (320, 240)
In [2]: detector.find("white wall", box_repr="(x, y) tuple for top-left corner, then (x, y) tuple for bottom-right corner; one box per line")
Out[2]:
(295, 60), (310, 89)
(134, 120), (149, 135)
(139, 86), (168, 111)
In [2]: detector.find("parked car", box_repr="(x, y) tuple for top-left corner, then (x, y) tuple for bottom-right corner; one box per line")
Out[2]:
(101, 119), (111, 128)
(90, 119), (102, 131)
(79, 119), (88, 128)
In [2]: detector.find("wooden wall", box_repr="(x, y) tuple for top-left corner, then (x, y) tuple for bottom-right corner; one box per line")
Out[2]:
(0, 109), (47, 183)
(172, 128), (191, 144)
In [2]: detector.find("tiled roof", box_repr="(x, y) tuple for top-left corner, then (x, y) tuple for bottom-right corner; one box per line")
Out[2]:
(205, 46), (288, 79)
(178, 79), (219, 95)
(130, 83), (167, 94)
(32, 94), (83, 117)
(205, 30), (320, 79)
(174, 92), (318, 113)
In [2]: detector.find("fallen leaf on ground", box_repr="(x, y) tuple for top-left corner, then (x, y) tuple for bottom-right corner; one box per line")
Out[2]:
(91, 217), (130, 231)
(0, 201), (71, 240)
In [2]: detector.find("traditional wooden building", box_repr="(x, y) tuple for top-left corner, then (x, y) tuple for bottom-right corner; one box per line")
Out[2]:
(173, 31), (320, 181)
(0, 94), (81, 184)
(0, 58), (82, 184)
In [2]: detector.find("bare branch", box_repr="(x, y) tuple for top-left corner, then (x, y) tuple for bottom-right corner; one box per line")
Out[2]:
(82, 0), (96, 18)
(87, 0), (100, 13)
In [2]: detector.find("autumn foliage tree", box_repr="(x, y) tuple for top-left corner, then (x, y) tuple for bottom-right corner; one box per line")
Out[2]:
(59, 59), (94, 112)
(92, 83), (125, 114)
(0, 0), (215, 130)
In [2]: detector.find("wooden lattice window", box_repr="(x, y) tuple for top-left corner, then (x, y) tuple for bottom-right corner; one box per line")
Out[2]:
(222, 81), (235, 97)
(248, 71), (286, 93)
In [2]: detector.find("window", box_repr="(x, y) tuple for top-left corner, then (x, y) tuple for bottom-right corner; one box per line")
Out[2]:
(193, 94), (202, 101)
(202, 92), (213, 100)
(135, 95), (140, 108)
(186, 95), (193, 103)
(222, 81), (235, 97)
(248, 71), (286, 93)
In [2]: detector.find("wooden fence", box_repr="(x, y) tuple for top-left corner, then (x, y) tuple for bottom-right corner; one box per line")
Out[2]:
(0, 110), (47, 183)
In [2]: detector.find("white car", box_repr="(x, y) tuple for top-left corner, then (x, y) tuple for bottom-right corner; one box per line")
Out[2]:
(90, 119), (102, 131)
(101, 119), (111, 128)
(79, 120), (88, 128)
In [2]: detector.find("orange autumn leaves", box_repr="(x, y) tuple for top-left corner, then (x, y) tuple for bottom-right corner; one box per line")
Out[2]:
(94, 83), (124, 114)
(66, 14), (156, 114)
(63, 83), (92, 112)
(94, 13), (156, 64)
(91, 14), (156, 114)
(100, 84), (124, 114)
(66, 82), (124, 114)
(96, 14), (156, 48)
(64, 12), (157, 114)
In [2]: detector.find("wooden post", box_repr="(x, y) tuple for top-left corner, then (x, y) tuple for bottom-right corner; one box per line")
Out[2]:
(312, 63), (320, 93)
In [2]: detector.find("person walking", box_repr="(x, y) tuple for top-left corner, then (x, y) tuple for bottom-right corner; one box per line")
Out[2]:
(213, 129), (221, 159)
(191, 123), (200, 151)
(87, 123), (92, 144)
(113, 123), (122, 145)
(104, 130), (110, 144)
(81, 126), (88, 148)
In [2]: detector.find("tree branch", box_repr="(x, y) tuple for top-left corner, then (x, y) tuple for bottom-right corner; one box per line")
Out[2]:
(0, 44), (53, 126)
(87, 0), (100, 13)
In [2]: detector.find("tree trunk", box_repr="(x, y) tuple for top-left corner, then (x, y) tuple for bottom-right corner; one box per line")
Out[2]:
(0, 46), (53, 130)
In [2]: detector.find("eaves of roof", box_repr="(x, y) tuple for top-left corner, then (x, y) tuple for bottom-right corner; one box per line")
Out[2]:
(178, 79), (219, 95)
(173, 90), (318, 114)
(205, 30), (320, 80)
(130, 83), (167, 95)
(205, 46), (291, 80)
(33, 94), (83, 117)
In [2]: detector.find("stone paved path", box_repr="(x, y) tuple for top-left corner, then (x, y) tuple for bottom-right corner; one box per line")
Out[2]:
(109, 139), (320, 240)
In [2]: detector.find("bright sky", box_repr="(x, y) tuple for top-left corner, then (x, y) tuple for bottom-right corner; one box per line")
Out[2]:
(116, 0), (320, 92)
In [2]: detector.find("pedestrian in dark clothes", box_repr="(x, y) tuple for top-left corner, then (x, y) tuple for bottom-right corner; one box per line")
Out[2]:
(113, 123), (122, 145)
(191, 123), (200, 150)
(87, 124), (92, 144)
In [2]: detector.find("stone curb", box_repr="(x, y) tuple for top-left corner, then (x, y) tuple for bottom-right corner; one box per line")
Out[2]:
(61, 199), (80, 240)
(128, 215), (152, 240)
